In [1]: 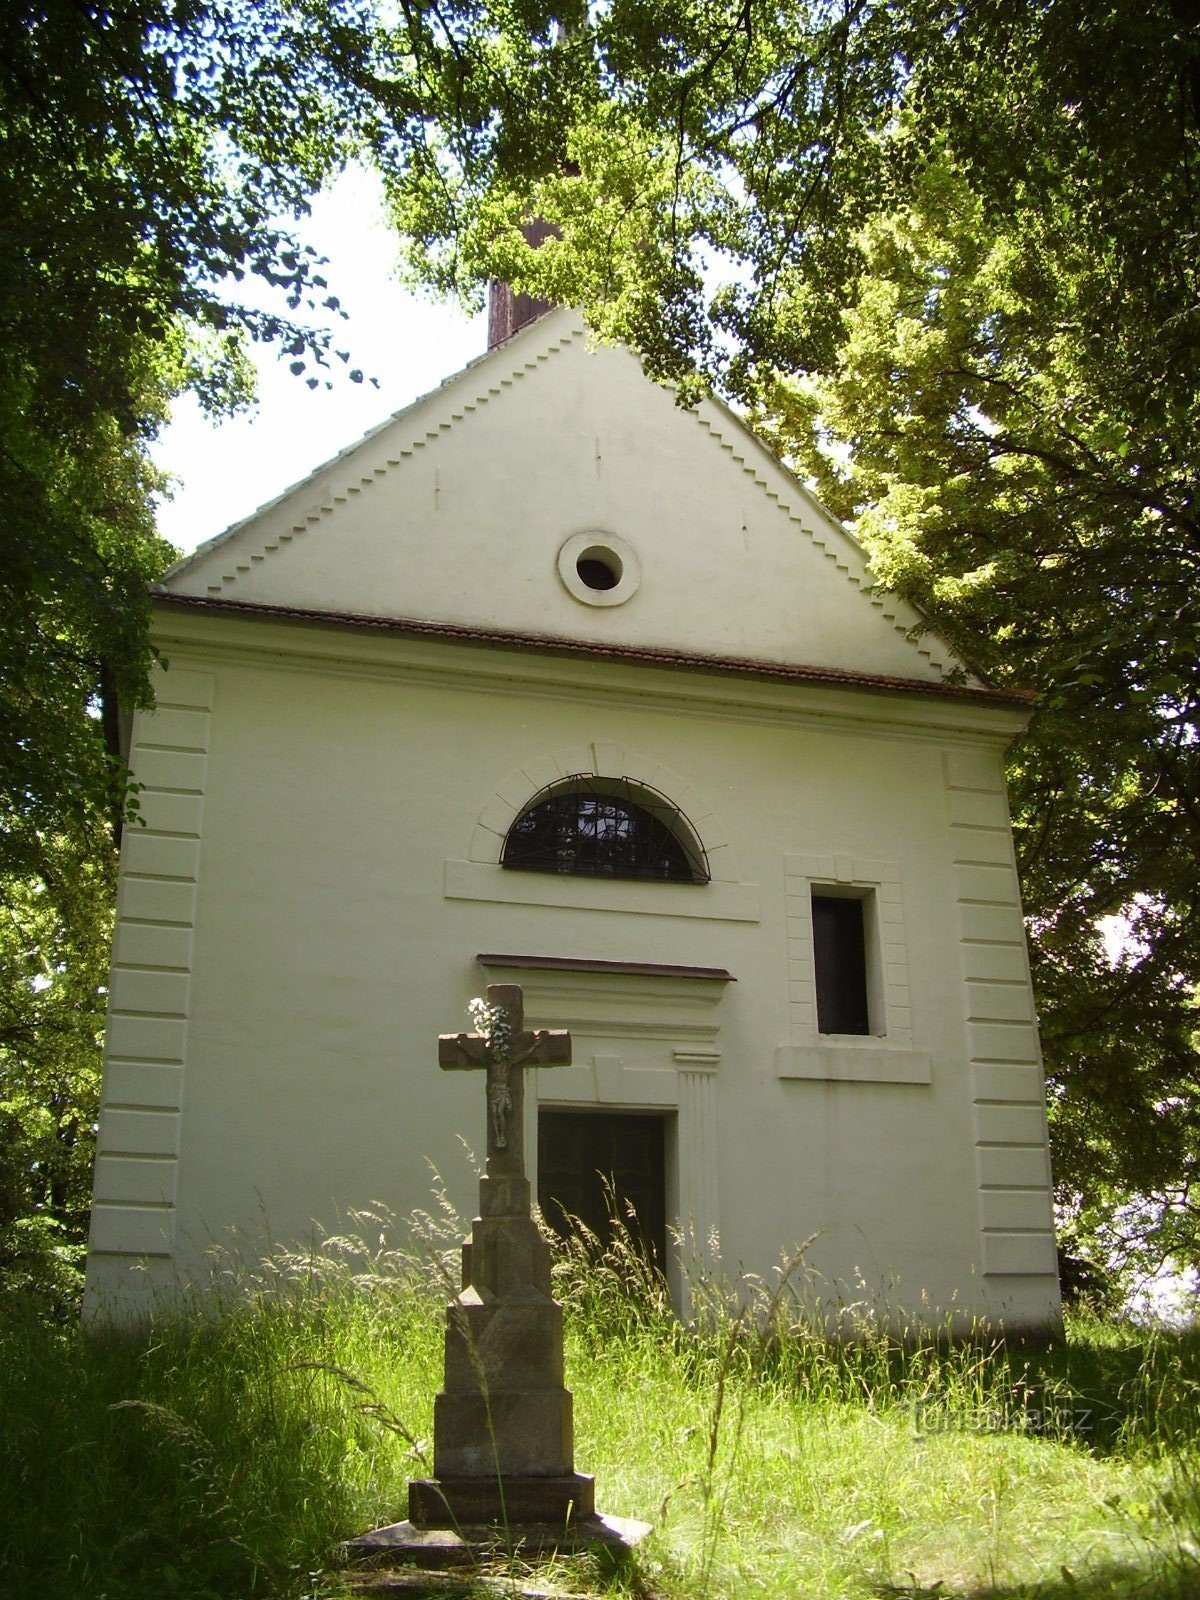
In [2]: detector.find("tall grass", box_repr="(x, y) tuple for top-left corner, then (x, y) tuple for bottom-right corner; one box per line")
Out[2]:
(0, 1215), (446, 1599)
(1, 1201), (1197, 1600)
(553, 1218), (1200, 1599)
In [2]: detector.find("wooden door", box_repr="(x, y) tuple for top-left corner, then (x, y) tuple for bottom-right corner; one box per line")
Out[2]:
(537, 1110), (667, 1267)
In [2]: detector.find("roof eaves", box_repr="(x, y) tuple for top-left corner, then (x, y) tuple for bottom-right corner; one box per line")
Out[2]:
(151, 590), (1038, 710)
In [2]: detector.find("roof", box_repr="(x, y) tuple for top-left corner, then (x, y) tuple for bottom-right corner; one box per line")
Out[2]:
(153, 590), (1035, 709)
(156, 307), (998, 696)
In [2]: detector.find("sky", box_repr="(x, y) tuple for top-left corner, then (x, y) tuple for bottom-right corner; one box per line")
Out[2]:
(151, 167), (487, 557)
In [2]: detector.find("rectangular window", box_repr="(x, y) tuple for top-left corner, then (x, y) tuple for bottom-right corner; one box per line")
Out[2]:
(812, 892), (871, 1035)
(785, 857), (907, 1058)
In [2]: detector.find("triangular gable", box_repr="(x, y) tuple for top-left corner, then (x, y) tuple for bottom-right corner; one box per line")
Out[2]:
(163, 308), (968, 686)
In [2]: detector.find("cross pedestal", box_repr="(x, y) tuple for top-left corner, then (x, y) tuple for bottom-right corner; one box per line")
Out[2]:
(408, 984), (595, 1529)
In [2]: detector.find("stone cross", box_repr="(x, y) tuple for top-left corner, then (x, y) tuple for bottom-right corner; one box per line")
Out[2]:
(409, 982), (595, 1531)
(363, 980), (642, 1551)
(438, 983), (570, 1194)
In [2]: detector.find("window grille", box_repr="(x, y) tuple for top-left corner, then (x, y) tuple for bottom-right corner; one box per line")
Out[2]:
(501, 776), (709, 884)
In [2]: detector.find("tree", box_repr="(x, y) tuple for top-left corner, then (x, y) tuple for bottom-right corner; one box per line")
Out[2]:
(367, 0), (1200, 1287)
(750, 7), (1200, 1288)
(0, 0), (363, 1303)
(0, 0), (365, 841)
(765, 157), (1200, 1288)
(0, 844), (113, 1315)
(0, 0), (601, 1302)
(5, 0), (1198, 1295)
(0, 0), (567, 1300)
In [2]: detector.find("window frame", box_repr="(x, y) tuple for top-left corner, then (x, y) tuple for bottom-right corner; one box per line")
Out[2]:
(776, 855), (928, 1085)
(785, 858), (908, 1047)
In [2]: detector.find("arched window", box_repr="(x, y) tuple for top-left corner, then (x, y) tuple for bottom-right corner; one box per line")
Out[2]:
(501, 776), (709, 884)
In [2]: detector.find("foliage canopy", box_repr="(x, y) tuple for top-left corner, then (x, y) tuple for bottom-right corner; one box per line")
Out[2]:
(372, 0), (1200, 1289)
(4, 0), (1198, 1297)
(0, 0), (352, 1305)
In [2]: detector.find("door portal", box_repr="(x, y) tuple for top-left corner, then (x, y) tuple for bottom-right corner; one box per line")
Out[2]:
(537, 1110), (667, 1268)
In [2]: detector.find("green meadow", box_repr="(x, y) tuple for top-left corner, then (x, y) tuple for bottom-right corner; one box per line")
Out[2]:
(2, 1211), (1197, 1600)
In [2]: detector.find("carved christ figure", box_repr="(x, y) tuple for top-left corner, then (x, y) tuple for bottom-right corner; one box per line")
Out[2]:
(439, 983), (571, 1168)
(488, 1056), (513, 1149)
(447, 1010), (556, 1149)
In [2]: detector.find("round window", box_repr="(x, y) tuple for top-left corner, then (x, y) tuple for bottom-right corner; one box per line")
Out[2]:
(576, 549), (621, 591)
(557, 532), (640, 607)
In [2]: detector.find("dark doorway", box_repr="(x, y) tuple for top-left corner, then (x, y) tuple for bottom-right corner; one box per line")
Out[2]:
(537, 1110), (667, 1267)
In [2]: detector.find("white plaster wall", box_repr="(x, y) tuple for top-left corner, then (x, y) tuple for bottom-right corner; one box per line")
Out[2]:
(85, 616), (1060, 1332)
(165, 310), (953, 683)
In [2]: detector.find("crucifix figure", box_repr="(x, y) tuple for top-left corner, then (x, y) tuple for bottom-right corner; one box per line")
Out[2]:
(438, 983), (571, 1190)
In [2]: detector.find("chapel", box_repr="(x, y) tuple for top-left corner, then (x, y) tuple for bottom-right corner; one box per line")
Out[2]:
(84, 288), (1062, 1331)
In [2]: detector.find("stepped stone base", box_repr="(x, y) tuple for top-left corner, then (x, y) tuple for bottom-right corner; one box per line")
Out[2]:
(345, 1509), (651, 1570)
(409, 1472), (595, 1527)
(433, 1388), (573, 1479)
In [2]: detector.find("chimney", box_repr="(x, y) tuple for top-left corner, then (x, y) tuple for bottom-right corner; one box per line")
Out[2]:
(486, 218), (557, 349)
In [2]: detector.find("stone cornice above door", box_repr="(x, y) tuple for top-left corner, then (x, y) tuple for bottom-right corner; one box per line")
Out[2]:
(477, 952), (732, 1047)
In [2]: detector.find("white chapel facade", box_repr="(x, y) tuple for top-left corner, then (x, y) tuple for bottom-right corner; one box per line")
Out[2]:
(84, 304), (1062, 1331)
